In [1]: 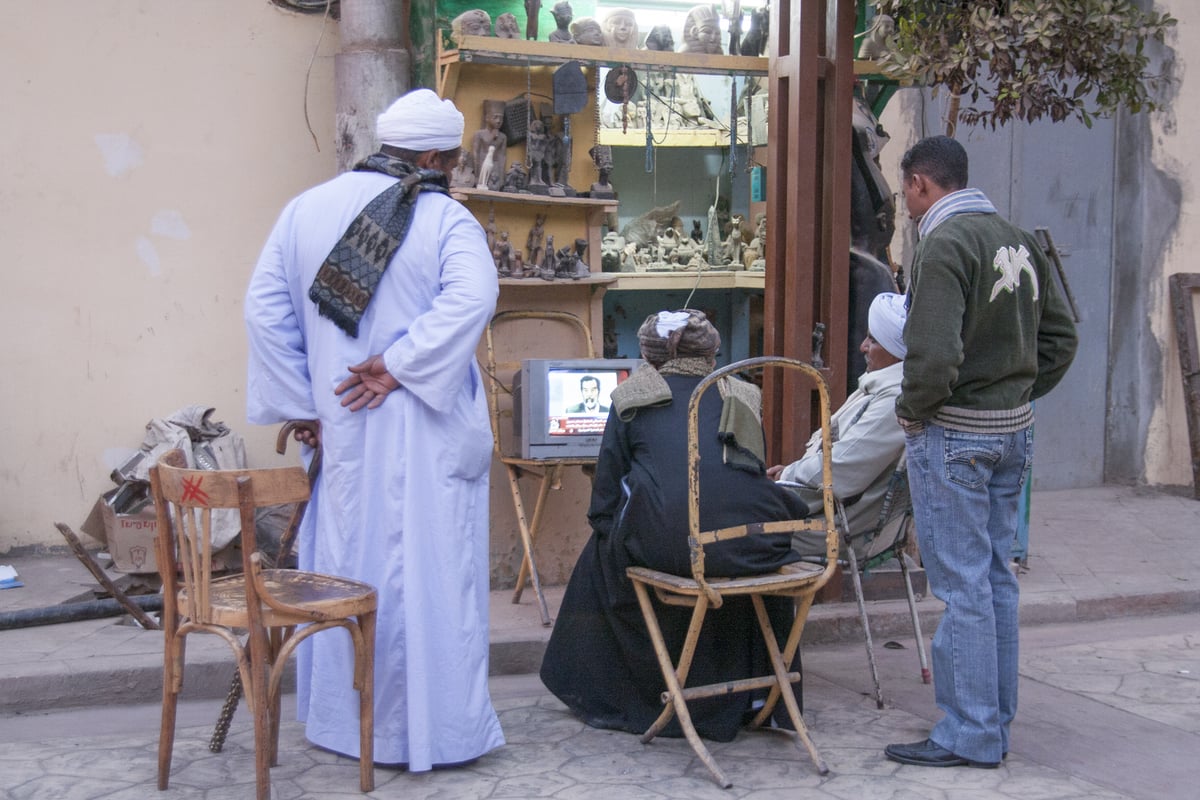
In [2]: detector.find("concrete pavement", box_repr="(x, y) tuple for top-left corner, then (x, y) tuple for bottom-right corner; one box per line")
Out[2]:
(1, 613), (1196, 799)
(0, 484), (1198, 797)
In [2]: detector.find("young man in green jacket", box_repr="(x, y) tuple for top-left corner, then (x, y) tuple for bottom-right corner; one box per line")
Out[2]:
(885, 136), (1078, 770)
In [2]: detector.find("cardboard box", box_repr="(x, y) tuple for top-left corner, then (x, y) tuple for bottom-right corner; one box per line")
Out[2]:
(81, 489), (161, 574)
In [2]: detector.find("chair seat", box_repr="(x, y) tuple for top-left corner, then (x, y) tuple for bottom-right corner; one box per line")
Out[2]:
(626, 560), (825, 596)
(184, 569), (377, 627)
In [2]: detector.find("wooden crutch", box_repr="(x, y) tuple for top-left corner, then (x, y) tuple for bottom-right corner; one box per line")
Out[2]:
(208, 420), (321, 753)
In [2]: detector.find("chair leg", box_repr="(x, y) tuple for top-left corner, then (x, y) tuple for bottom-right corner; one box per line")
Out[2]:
(357, 611), (377, 793)
(845, 547), (885, 708)
(266, 628), (286, 767)
(629, 581), (730, 788)
(898, 546), (931, 684)
(507, 464), (553, 626)
(245, 630), (273, 800)
(751, 594), (828, 775)
(158, 631), (183, 791)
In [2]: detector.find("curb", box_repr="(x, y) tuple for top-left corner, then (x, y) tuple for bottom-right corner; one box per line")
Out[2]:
(4, 588), (1198, 715)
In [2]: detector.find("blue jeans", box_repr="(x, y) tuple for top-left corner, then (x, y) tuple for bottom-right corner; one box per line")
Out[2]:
(905, 421), (1033, 763)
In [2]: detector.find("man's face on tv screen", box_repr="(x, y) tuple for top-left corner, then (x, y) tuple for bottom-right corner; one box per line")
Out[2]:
(581, 379), (600, 409)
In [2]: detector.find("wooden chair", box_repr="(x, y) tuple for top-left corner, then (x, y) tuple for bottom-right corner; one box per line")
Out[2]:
(150, 449), (377, 800)
(833, 459), (931, 709)
(624, 356), (840, 788)
(484, 309), (597, 626)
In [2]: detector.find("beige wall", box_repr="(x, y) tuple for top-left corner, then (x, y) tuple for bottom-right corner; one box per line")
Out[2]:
(1145, 0), (1196, 487)
(0, 3), (339, 550)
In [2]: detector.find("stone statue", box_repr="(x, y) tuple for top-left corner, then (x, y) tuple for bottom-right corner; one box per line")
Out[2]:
(449, 150), (476, 189)
(858, 13), (894, 60)
(485, 208), (497, 254)
(525, 0), (542, 40)
(723, 0), (743, 55)
(526, 119), (549, 187)
(493, 230), (513, 276)
(723, 213), (746, 267)
(681, 5), (723, 54)
(549, 1), (574, 43)
(539, 234), (557, 279)
(502, 160), (529, 193)
(589, 144), (614, 199)
(451, 9), (492, 46)
(740, 6), (769, 57)
(555, 238), (590, 279)
(495, 12), (520, 39)
(570, 16), (605, 46)
(602, 8), (638, 49)
(812, 322), (826, 369)
(472, 100), (507, 191)
(690, 219), (704, 243)
(476, 143), (498, 191)
(601, 231), (627, 272)
(526, 214), (546, 266)
(643, 24), (675, 52)
(743, 212), (766, 270)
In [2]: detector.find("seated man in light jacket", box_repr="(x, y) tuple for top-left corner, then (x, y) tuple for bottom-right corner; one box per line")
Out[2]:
(767, 292), (907, 558)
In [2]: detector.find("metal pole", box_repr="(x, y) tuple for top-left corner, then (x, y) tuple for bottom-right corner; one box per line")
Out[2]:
(335, 0), (411, 172)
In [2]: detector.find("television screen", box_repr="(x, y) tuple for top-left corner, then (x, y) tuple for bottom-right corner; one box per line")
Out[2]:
(513, 358), (642, 459)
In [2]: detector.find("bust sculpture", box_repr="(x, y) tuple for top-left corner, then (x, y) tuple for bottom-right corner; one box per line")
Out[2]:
(549, 1), (574, 43)
(451, 9), (492, 45)
(495, 12), (520, 39)
(643, 24), (675, 52)
(681, 5), (723, 54)
(570, 16), (605, 46)
(602, 8), (638, 49)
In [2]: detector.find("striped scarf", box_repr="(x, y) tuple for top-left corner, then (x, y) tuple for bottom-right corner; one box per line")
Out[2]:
(917, 187), (996, 239)
(308, 153), (449, 337)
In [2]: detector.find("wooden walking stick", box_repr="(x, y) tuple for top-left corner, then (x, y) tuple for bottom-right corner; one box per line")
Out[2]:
(209, 420), (321, 753)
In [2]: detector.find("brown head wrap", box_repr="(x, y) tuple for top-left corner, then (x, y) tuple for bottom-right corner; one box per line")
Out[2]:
(637, 309), (721, 367)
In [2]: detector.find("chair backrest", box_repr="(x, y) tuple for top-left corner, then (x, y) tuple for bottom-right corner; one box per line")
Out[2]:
(685, 356), (840, 601)
(149, 449), (311, 624)
(483, 309), (596, 457)
(840, 459), (915, 567)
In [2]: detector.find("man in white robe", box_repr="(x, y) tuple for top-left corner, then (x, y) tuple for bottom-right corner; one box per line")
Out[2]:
(244, 89), (504, 769)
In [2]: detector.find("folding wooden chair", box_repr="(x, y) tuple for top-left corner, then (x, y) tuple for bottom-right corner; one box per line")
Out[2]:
(484, 309), (597, 625)
(150, 449), (377, 800)
(624, 356), (840, 788)
(833, 459), (931, 709)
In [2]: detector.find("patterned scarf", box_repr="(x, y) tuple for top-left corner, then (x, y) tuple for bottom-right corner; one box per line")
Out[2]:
(308, 153), (450, 337)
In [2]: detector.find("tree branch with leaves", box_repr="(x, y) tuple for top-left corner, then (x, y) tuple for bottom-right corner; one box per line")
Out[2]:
(870, 0), (1176, 131)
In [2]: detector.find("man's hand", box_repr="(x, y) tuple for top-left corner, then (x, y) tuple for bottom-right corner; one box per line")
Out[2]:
(766, 464), (785, 480)
(290, 420), (321, 448)
(335, 355), (401, 412)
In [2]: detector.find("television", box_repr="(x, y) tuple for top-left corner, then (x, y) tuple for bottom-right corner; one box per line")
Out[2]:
(511, 358), (643, 460)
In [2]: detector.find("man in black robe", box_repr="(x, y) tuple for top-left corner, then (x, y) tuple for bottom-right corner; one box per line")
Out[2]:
(540, 309), (808, 741)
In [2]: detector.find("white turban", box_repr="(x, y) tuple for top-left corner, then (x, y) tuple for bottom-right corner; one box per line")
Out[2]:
(867, 292), (907, 359)
(376, 89), (465, 153)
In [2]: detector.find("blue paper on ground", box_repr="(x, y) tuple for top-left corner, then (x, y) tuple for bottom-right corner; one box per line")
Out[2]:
(0, 564), (23, 589)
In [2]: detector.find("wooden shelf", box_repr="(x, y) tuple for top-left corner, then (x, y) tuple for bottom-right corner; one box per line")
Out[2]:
(441, 36), (769, 82)
(597, 127), (739, 148)
(451, 187), (618, 213)
(605, 270), (764, 291)
(499, 273), (620, 288)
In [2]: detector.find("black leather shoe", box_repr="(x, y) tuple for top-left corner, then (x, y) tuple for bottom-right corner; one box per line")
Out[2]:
(885, 738), (1000, 769)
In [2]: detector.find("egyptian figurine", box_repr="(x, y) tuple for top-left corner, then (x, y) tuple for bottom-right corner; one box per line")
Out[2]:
(451, 9), (492, 45)
(681, 5), (723, 54)
(602, 8), (638, 49)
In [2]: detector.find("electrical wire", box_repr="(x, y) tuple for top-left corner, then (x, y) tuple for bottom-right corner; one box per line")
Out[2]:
(299, 0), (335, 151)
